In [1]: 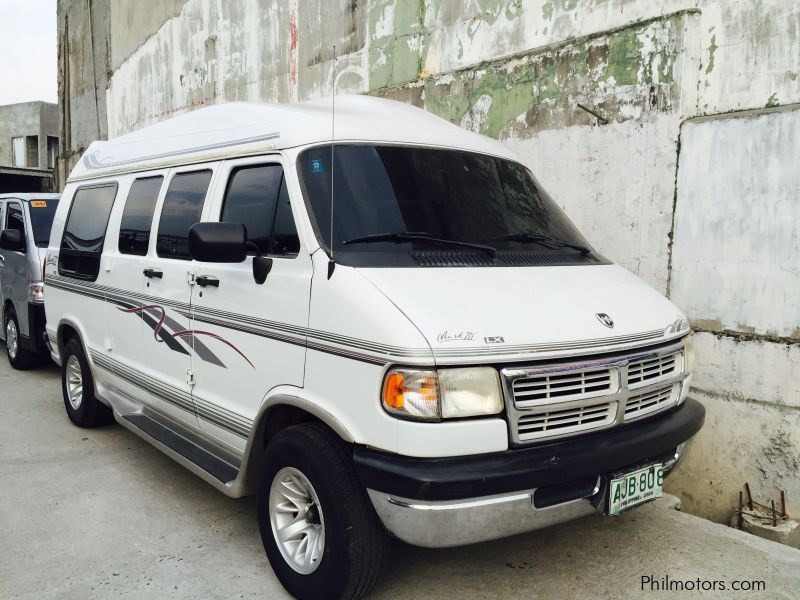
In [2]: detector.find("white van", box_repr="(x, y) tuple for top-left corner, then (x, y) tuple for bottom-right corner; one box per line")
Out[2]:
(45, 96), (703, 600)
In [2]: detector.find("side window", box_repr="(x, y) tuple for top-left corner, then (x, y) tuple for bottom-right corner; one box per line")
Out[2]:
(156, 170), (212, 260)
(220, 164), (299, 257)
(59, 184), (118, 280)
(6, 203), (25, 235)
(118, 176), (163, 255)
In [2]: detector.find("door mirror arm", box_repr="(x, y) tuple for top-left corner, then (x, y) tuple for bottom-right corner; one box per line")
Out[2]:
(246, 241), (273, 285)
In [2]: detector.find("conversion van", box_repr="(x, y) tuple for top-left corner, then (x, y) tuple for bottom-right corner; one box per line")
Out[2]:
(0, 193), (59, 369)
(45, 96), (704, 599)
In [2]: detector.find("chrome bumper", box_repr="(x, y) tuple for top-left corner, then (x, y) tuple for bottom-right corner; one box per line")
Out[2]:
(367, 443), (689, 548)
(367, 487), (600, 548)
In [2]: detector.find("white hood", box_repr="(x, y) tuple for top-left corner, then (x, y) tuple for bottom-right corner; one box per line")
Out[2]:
(357, 264), (688, 365)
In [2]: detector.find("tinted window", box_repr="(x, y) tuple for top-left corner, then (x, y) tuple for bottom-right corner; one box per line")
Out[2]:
(221, 165), (299, 256)
(59, 185), (117, 280)
(272, 179), (300, 255)
(300, 145), (598, 268)
(221, 165), (282, 255)
(6, 203), (25, 235)
(28, 199), (59, 247)
(119, 176), (162, 255)
(156, 170), (212, 260)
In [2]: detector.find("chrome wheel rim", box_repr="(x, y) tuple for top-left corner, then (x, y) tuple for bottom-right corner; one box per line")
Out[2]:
(5, 319), (18, 360)
(65, 355), (83, 410)
(269, 466), (325, 574)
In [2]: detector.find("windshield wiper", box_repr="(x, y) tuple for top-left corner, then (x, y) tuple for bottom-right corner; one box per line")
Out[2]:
(342, 231), (496, 255)
(495, 232), (592, 255)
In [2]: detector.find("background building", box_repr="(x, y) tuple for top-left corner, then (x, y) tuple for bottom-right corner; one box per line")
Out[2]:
(57, 0), (800, 522)
(0, 101), (58, 192)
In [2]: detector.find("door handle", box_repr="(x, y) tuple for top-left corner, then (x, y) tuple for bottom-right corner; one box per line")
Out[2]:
(143, 268), (163, 279)
(196, 275), (219, 288)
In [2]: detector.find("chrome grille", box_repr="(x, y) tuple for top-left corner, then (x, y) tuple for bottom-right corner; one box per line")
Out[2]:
(516, 399), (617, 441)
(512, 366), (615, 407)
(627, 352), (680, 388)
(624, 383), (679, 420)
(502, 342), (687, 445)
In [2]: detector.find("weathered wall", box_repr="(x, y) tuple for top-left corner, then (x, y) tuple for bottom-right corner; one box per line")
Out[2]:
(56, 0), (112, 187)
(57, 0), (800, 522)
(0, 102), (59, 168)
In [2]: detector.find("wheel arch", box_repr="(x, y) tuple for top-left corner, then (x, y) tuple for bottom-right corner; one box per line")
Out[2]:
(236, 394), (355, 497)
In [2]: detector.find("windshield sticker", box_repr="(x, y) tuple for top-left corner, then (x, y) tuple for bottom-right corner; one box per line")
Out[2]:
(31, 200), (48, 208)
(310, 159), (324, 174)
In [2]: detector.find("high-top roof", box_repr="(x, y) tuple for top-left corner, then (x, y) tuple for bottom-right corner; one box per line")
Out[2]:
(70, 95), (518, 182)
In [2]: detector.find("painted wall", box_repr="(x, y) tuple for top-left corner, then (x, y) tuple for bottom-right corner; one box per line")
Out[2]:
(57, 0), (800, 522)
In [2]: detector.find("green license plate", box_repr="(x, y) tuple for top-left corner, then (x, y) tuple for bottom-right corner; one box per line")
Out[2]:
(608, 463), (663, 516)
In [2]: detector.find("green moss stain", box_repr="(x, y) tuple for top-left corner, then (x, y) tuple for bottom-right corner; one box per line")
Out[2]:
(706, 34), (718, 74)
(368, 0), (429, 89)
(766, 93), (779, 108)
(478, 69), (537, 137)
(605, 28), (643, 85)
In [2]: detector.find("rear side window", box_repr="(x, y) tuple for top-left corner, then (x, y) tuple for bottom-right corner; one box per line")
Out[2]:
(119, 176), (163, 255)
(59, 184), (118, 280)
(157, 170), (212, 260)
(221, 165), (299, 256)
(28, 199), (59, 247)
(5, 203), (25, 235)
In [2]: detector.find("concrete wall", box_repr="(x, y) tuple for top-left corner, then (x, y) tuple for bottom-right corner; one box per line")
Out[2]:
(57, 0), (800, 522)
(0, 102), (59, 169)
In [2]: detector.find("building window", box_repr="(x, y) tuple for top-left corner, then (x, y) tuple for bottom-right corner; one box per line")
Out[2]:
(11, 137), (25, 167)
(47, 136), (59, 169)
(26, 136), (39, 168)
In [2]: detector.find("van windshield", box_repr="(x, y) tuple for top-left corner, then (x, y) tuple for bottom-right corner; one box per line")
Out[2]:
(299, 145), (602, 267)
(28, 199), (59, 247)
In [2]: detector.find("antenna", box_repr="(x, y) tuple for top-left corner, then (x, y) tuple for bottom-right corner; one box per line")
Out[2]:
(327, 46), (337, 279)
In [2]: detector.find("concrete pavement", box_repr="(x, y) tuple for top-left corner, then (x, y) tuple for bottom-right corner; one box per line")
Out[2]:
(1, 358), (799, 599)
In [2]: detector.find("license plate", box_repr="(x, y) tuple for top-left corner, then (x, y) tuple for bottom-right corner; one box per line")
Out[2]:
(607, 463), (663, 516)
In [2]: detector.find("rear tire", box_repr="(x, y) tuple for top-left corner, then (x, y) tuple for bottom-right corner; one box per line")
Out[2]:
(61, 338), (113, 427)
(4, 307), (37, 370)
(258, 422), (389, 600)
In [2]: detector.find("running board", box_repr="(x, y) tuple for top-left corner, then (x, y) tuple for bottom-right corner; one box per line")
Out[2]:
(123, 414), (240, 483)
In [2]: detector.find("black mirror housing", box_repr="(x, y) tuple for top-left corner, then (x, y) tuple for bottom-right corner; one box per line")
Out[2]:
(0, 229), (25, 252)
(189, 222), (247, 263)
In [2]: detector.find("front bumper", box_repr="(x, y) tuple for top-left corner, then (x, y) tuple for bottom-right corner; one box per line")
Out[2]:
(357, 398), (704, 547)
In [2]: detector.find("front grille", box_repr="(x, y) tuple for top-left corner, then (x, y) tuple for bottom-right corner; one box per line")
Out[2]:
(516, 399), (617, 441)
(624, 383), (679, 420)
(503, 342), (686, 445)
(627, 352), (679, 388)
(512, 366), (615, 407)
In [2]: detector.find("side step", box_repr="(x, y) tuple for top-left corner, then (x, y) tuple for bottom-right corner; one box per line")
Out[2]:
(123, 413), (240, 483)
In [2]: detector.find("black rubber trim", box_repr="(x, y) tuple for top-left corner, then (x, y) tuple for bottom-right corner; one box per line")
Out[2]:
(21, 303), (47, 353)
(353, 398), (705, 501)
(123, 414), (239, 483)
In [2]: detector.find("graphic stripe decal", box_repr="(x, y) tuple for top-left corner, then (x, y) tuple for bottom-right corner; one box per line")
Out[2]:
(91, 350), (251, 438)
(49, 275), (681, 364)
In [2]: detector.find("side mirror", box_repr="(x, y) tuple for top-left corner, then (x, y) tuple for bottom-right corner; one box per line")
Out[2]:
(189, 222), (247, 263)
(0, 229), (25, 252)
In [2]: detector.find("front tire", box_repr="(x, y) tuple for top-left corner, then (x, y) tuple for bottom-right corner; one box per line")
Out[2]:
(61, 338), (113, 427)
(4, 307), (37, 370)
(258, 422), (389, 600)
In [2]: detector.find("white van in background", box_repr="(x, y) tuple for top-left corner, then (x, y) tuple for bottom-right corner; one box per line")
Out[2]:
(44, 96), (703, 600)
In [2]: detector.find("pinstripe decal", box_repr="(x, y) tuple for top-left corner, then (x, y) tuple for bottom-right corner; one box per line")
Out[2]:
(48, 274), (680, 365)
(91, 350), (251, 438)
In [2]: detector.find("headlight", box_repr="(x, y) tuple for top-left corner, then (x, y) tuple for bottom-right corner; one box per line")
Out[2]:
(382, 367), (504, 421)
(683, 332), (694, 373)
(29, 281), (44, 303)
